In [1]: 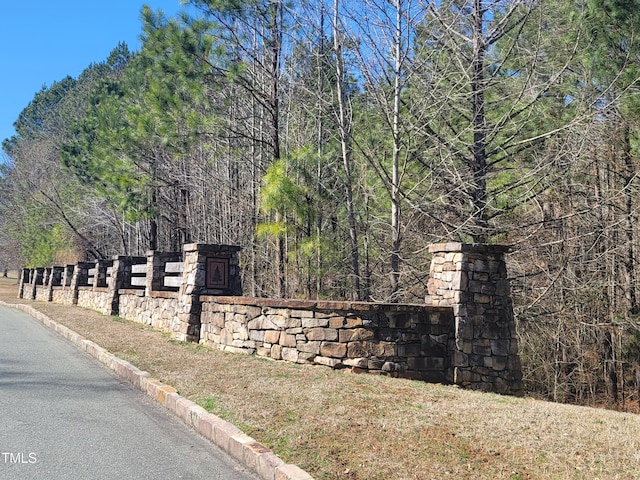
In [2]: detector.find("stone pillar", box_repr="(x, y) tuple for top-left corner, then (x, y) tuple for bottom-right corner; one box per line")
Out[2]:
(110, 256), (145, 290)
(63, 265), (75, 287)
(108, 256), (146, 315)
(51, 266), (64, 287)
(426, 243), (523, 396)
(29, 268), (44, 300)
(17, 268), (30, 299)
(174, 244), (243, 342)
(43, 267), (52, 289)
(70, 262), (93, 305)
(46, 266), (64, 302)
(145, 251), (182, 296)
(94, 260), (111, 288)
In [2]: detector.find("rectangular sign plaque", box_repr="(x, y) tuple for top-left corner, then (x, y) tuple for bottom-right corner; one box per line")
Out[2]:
(206, 258), (229, 289)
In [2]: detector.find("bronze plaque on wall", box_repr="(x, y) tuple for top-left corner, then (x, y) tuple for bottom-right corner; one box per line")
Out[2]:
(206, 258), (229, 289)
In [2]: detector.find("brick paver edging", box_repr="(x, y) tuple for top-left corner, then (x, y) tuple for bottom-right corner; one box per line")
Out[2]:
(0, 301), (314, 480)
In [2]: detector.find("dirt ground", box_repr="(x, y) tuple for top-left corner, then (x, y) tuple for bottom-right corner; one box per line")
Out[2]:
(2, 276), (640, 480)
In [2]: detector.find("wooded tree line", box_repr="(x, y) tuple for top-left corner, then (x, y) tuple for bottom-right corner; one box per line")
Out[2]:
(3, 0), (640, 406)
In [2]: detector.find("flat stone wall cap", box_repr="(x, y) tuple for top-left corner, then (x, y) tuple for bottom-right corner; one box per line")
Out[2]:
(315, 300), (353, 311)
(183, 243), (243, 253)
(119, 288), (145, 296)
(149, 291), (179, 299)
(279, 299), (317, 309)
(428, 243), (512, 254)
(111, 255), (147, 261)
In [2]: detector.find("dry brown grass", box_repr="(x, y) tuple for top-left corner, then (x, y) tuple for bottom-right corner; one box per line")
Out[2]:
(2, 276), (640, 479)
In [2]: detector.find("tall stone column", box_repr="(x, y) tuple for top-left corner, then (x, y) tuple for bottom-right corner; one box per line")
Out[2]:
(62, 265), (75, 288)
(29, 268), (44, 300)
(145, 251), (182, 296)
(17, 268), (30, 299)
(70, 262), (93, 305)
(46, 266), (64, 302)
(426, 243), (523, 396)
(106, 256), (141, 316)
(174, 244), (243, 342)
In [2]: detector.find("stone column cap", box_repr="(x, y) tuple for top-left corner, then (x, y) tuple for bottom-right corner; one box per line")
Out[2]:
(428, 243), (512, 254)
(145, 250), (182, 257)
(182, 243), (243, 253)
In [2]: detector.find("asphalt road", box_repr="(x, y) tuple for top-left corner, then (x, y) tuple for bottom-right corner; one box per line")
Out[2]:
(0, 305), (259, 480)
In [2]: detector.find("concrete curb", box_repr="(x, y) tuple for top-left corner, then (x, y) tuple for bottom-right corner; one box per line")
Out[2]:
(0, 301), (315, 480)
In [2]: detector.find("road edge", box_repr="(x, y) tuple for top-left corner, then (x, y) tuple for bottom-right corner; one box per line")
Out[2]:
(0, 301), (314, 480)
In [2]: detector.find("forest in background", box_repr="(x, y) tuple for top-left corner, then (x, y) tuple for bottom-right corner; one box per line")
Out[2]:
(2, 0), (640, 406)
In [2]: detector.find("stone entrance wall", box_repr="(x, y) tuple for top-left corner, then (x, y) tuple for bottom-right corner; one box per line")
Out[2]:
(17, 242), (523, 395)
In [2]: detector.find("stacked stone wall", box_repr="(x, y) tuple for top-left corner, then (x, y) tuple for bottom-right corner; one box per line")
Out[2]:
(35, 285), (50, 302)
(77, 287), (117, 316)
(16, 242), (523, 395)
(51, 288), (74, 304)
(200, 297), (455, 381)
(118, 290), (179, 332)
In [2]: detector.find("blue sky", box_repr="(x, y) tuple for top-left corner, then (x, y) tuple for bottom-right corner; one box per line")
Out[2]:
(0, 1), (190, 156)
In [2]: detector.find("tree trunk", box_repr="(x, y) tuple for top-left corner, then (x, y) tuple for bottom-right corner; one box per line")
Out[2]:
(621, 123), (638, 314)
(471, 0), (489, 243)
(390, 0), (403, 299)
(603, 329), (618, 404)
(333, 0), (361, 300)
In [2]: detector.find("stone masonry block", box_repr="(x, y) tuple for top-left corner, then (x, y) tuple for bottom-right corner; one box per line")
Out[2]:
(370, 341), (396, 357)
(343, 357), (368, 368)
(492, 356), (507, 371)
(328, 316), (347, 328)
(344, 316), (364, 327)
(474, 293), (491, 304)
(320, 341), (347, 358)
(339, 328), (375, 343)
(281, 347), (299, 362)
(279, 333), (297, 347)
(249, 330), (265, 342)
(305, 327), (338, 341)
(290, 309), (314, 318)
(264, 330), (281, 344)
(257, 347), (271, 357)
(248, 315), (278, 330)
(196, 413), (217, 442)
(491, 339), (511, 356)
(297, 341), (321, 354)
(314, 356), (343, 368)
(347, 341), (370, 358)
(301, 317), (330, 328)
(271, 344), (282, 360)
(367, 359), (385, 369)
(269, 314), (301, 329)
(297, 352), (316, 363)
